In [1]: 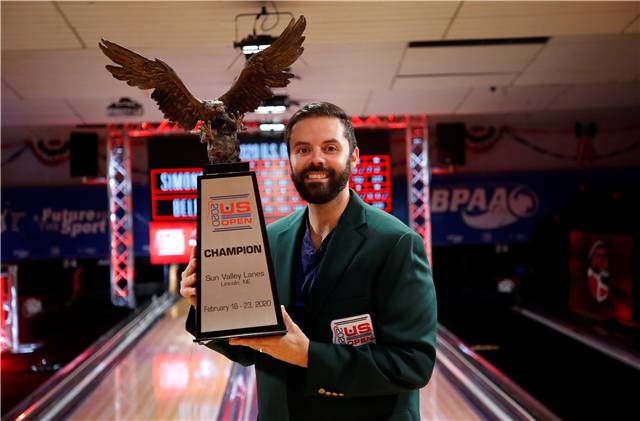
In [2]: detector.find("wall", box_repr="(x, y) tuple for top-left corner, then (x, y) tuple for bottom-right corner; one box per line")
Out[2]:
(429, 106), (640, 173)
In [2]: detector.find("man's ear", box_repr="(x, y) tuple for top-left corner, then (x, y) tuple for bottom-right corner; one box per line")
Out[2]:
(350, 146), (360, 170)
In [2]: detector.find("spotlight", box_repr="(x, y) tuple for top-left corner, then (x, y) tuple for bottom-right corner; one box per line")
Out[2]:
(256, 95), (289, 114)
(107, 97), (143, 117)
(259, 123), (285, 132)
(233, 5), (294, 60)
(234, 34), (277, 58)
(256, 104), (286, 114)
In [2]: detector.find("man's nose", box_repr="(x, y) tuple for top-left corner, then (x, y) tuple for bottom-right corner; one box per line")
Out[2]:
(309, 147), (326, 165)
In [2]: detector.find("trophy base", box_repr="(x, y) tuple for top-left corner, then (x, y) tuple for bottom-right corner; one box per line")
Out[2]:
(194, 329), (288, 344)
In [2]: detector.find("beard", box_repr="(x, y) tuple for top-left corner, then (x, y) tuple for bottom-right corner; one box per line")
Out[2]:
(291, 160), (351, 205)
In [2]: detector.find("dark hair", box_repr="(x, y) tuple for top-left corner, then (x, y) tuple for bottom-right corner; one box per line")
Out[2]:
(284, 102), (357, 154)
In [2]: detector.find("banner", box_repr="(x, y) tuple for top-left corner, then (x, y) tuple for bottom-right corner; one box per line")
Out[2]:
(2, 186), (150, 261)
(429, 170), (638, 246)
(3, 169), (637, 258)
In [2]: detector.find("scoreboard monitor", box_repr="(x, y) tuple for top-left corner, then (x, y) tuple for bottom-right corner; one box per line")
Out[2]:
(149, 142), (392, 263)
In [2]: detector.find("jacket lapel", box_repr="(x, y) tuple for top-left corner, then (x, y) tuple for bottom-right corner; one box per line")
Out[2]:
(307, 192), (367, 316)
(272, 209), (306, 307)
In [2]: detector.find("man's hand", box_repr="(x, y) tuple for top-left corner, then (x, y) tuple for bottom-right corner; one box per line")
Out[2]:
(180, 247), (197, 306)
(229, 306), (310, 368)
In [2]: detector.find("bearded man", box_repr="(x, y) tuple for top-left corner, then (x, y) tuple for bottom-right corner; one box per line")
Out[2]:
(181, 102), (437, 421)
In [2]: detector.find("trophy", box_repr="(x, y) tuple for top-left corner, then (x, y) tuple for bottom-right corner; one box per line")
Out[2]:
(192, 162), (284, 340)
(100, 16), (307, 340)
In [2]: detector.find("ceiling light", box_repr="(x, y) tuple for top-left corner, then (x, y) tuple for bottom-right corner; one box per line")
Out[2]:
(107, 97), (143, 117)
(235, 34), (277, 58)
(256, 105), (286, 114)
(233, 5), (294, 60)
(260, 123), (285, 132)
(256, 95), (290, 114)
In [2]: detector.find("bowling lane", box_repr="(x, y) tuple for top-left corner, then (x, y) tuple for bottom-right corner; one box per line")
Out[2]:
(68, 300), (483, 420)
(421, 371), (482, 420)
(68, 300), (233, 420)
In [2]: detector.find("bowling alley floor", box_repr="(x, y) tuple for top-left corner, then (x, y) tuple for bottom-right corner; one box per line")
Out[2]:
(66, 300), (484, 420)
(1, 298), (133, 416)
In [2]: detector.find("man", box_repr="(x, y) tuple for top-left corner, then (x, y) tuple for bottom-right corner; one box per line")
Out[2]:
(181, 102), (437, 420)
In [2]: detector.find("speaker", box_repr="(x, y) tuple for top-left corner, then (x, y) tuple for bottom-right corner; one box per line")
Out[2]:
(435, 123), (466, 165)
(70, 132), (99, 177)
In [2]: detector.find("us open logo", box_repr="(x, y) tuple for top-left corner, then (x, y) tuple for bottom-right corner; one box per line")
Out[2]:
(331, 314), (376, 347)
(208, 193), (253, 232)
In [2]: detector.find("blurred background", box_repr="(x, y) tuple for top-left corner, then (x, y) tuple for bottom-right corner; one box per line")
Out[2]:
(2, 1), (639, 420)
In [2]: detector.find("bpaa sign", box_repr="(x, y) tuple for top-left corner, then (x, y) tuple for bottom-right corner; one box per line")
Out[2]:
(431, 185), (539, 230)
(429, 172), (576, 245)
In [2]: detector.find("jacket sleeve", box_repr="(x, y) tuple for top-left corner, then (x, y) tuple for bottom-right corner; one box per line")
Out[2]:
(185, 306), (257, 367)
(304, 232), (437, 397)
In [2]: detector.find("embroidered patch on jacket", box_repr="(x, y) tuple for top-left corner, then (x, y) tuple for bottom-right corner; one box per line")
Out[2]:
(331, 314), (376, 346)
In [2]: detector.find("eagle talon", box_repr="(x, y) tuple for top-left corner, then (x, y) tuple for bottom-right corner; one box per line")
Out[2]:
(199, 122), (213, 144)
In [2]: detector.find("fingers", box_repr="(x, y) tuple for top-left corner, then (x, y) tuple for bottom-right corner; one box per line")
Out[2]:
(181, 267), (196, 287)
(280, 305), (298, 331)
(179, 277), (197, 305)
(180, 286), (196, 296)
(180, 247), (198, 307)
(183, 257), (197, 277)
(179, 273), (196, 288)
(180, 257), (198, 306)
(229, 337), (266, 346)
(229, 337), (267, 354)
(228, 337), (245, 346)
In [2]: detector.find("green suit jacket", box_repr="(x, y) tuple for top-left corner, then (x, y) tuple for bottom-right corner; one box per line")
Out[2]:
(187, 191), (437, 421)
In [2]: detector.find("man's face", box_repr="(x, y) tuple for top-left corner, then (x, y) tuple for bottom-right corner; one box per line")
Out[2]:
(289, 117), (359, 204)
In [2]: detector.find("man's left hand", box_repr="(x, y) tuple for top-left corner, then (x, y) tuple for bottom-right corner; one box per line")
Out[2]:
(229, 306), (309, 368)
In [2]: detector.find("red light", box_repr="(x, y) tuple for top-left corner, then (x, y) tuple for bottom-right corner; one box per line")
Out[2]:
(152, 356), (189, 398)
(388, 123), (407, 129)
(149, 222), (196, 264)
(431, 166), (455, 175)
(364, 115), (379, 125)
(350, 116), (364, 126)
(156, 359), (189, 391)
(348, 155), (392, 212)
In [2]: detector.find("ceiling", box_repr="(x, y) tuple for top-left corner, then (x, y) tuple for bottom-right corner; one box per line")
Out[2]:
(1, 1), (639, 128)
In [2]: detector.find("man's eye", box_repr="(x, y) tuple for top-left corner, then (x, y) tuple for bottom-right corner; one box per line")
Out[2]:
(296, 147), (309, 154)
(325, 145), (338, 152)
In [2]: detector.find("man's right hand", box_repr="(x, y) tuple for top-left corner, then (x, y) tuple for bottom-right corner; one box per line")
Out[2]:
(180, 247), (197, 307)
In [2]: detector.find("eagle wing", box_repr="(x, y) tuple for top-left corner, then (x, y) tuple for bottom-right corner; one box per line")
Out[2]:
(99, 39), (209, 129)
(219, 16), (306, 116)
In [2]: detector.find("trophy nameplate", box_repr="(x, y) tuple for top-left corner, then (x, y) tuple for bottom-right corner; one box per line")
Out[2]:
(194, 162), (286, 342)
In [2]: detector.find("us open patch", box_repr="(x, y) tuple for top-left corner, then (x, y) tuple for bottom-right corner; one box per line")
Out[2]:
(331, 314), (376, 347)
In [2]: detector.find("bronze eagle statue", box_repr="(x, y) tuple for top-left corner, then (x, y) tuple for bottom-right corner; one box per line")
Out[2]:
(99, 16), (306, 164)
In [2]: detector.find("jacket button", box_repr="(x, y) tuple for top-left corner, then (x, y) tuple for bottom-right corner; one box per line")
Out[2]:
(318, 388), (326, 395)
(338, 393), (345, 397)
(331, 392), (338, 397)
